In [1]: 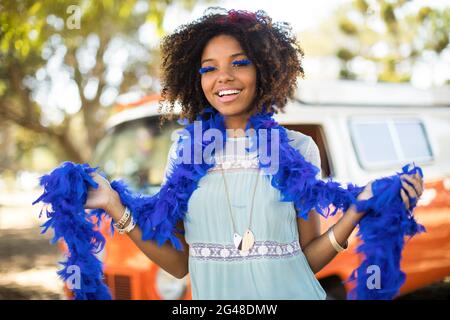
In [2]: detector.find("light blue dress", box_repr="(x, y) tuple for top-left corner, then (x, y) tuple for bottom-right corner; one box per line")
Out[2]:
(162, 128), (326, 300)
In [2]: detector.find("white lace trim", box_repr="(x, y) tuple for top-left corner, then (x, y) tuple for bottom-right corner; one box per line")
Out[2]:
(208, 157), (260, 172)
(207, 139), (260, 173)
(189, 240), (301, 261)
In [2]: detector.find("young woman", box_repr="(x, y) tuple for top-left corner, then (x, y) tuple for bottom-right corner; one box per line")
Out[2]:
(84, 8), (424, 299)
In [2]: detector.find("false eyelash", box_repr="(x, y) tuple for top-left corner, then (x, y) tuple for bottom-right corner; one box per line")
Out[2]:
(232, 59), (252, 66)
(199, 66), (216, 74)
(198, 59), (252, 75)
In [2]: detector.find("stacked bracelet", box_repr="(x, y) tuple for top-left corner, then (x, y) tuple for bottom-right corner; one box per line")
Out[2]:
(117, 215), (136, 235)
(113, 206), (136, 234)
(113, 206), (130, 229)
(327, 226), (348, 253)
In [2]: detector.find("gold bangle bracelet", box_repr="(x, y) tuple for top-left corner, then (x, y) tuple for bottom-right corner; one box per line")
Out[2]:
(327, 226), (348, 253)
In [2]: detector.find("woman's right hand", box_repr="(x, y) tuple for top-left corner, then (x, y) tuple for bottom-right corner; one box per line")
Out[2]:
(85, 172), (116, 211)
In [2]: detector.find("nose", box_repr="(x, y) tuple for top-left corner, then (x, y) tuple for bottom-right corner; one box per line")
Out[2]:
(216, 67), (235, 83)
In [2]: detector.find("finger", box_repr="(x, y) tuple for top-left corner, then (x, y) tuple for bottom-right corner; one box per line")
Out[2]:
(401, 181), (418, 207)
(414, 176), (423, 197)
(401, 183), (417, 207)
(402, 180), (418, 199)
(400, 189), (410, 209)
(412, 178), (423, 197)
(401, 173), (419, 186)
(401, 176), (420, 198)
(413, 171), (423, 183)
(413, 176), (424, 197)
(414, 172), (424, 195)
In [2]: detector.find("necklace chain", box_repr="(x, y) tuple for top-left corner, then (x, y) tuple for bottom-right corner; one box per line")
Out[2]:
(220, 166), (260, 235)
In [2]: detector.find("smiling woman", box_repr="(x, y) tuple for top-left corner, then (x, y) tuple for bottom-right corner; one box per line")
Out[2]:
(152, 8), (329, 300)
(73, 7), (424, 301)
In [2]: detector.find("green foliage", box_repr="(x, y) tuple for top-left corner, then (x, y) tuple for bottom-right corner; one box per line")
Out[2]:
(336, 48), (356, 61)
(339, 18), (358, 35)
(420, 7), (450, 54)
(0, 0), (206, 173)
(353, 0), (369, 14)
(334, 0), (450, 83)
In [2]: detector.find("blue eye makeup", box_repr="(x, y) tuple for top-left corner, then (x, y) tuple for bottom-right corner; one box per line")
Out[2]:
(232, 59), (252, 66)
(199, 66), (216, 74)
(198, 59), (252, 75)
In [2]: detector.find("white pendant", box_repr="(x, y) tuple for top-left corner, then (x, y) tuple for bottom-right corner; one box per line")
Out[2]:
(233, 233), (243, 250)
(241, 229), (255, 252)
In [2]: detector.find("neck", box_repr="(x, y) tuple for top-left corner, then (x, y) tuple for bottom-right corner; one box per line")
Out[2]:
(223, 113), (252, 138)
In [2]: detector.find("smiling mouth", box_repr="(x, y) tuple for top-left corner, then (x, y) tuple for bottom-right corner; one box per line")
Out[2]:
(215, 89), (242, 103)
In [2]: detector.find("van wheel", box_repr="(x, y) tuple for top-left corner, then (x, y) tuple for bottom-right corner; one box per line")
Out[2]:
(319, 276), (347, 300)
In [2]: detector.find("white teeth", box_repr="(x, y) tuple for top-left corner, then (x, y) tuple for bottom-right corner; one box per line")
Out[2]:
(218, 89), (241, 97)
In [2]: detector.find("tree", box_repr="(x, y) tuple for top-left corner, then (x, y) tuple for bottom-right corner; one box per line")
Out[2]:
(0, 0), (204, 171)
(334, 0), (450, 83)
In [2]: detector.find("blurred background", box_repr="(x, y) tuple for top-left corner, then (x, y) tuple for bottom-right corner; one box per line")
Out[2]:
(1, 0), (449, 299)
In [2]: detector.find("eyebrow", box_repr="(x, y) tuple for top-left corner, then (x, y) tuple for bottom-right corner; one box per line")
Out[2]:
(201, 52), (247, 65)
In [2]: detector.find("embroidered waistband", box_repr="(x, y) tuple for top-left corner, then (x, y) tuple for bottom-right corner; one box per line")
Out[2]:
(189, 240), (301, 261)
(207, 158), (260, 173)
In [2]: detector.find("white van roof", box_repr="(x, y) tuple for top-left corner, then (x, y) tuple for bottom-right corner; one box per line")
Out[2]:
(296, 80), (450, 107)
(106, 80), (450, 130)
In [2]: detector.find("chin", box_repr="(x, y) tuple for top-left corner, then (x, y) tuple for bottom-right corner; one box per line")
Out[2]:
(213, 105), (250, 117)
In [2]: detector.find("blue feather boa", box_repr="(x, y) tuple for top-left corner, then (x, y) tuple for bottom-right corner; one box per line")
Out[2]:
(33, 107), (425, 300)
(32, 163), (112, 300)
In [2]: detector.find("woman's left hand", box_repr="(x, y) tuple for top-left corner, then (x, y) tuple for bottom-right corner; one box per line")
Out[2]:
(356, 172), (424, 210)
(399, 172), (424, 210)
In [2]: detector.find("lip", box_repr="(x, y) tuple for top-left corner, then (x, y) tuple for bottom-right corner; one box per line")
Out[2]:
(215, 87), (242, 95)
(215, 89), (242, 103)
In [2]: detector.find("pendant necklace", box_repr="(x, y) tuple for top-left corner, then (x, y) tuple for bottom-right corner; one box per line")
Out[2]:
(220, 165), (260, 252)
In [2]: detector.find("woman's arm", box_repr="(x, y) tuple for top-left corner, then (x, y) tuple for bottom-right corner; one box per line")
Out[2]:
(299, 171), (424, 274)
(298, 205), (363, 274)
(105, 190), (190, 279)
(294, 135), (361, 273)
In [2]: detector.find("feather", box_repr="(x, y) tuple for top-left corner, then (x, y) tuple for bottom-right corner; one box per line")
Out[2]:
(32, 162), (112, 299)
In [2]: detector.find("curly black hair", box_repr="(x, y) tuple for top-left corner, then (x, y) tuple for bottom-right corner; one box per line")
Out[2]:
(158, 7), (305, 125)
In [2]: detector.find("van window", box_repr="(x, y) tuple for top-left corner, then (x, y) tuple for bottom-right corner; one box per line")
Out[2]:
(349, 118), (433, 170)
(395, 121), (432, 160)
(92, 117), (181, 194)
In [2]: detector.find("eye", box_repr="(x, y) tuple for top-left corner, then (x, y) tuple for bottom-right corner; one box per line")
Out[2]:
(232, 59), (252, 67)
(199, 66), (216, 75)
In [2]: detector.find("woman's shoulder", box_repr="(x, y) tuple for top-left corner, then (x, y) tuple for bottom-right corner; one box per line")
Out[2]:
(285, 128), (316, 156)
(284, 128), (321, 177)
